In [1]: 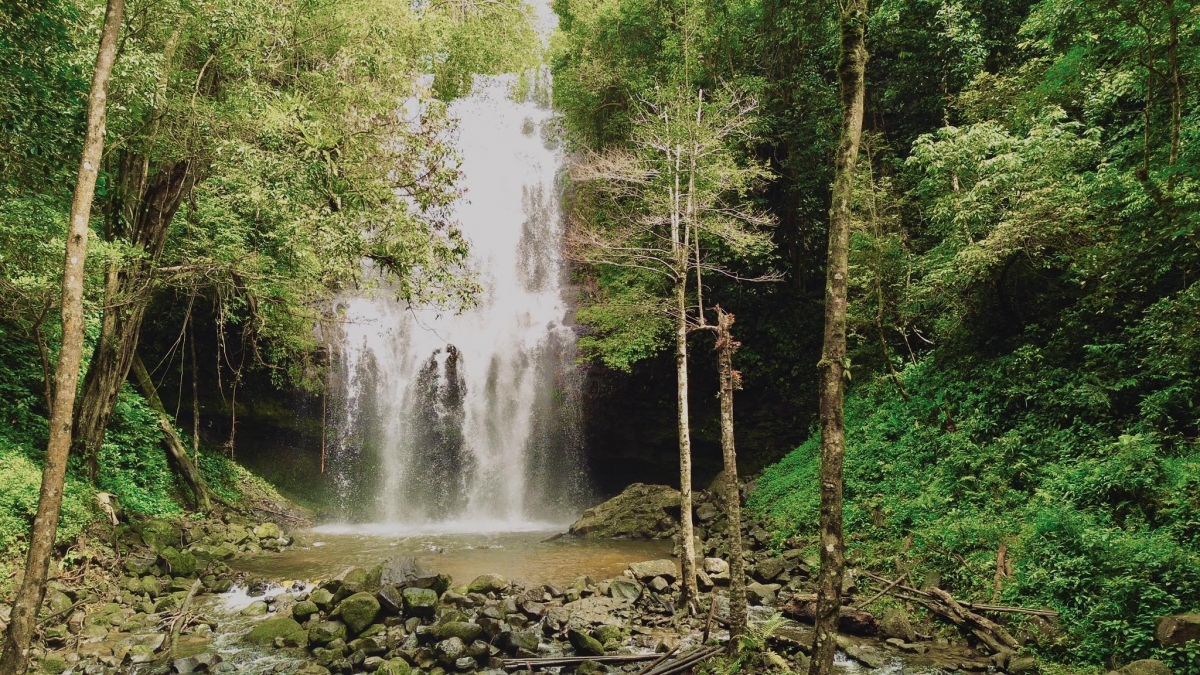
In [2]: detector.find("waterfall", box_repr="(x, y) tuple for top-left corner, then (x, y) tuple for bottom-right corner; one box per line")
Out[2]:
(323, 69), (589, 530)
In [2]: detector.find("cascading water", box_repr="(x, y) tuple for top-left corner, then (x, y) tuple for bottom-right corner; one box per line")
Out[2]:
(323, 65), (590, 530)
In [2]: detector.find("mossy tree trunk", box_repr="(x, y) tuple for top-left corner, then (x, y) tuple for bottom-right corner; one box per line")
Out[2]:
(715, 306), (747, 643)
(810, 1), (868, 674)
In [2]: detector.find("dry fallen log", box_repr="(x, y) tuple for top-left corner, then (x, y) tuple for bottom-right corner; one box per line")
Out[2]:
(503, 654), (662, 670)
(855, 572), (1024, 654)
(922, 586), (1020, 655)
(642, 646), (724, 675)
(782, 594), (879, 636)
(858, 571), (1058, 616)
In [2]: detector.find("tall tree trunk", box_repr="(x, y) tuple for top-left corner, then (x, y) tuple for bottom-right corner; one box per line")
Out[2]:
(670, 138), (698, 608)
(715, 307), (747, 644)
(0, 2), (124, 672)
(809, 1), (867, 674)
(74, 158), (194, 477)
(675, 275), (698, 607)
(129, 354), (213, 511)
(190, 312), (200, 459)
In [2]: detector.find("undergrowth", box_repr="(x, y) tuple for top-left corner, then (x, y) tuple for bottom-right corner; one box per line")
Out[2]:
(750, 355), (1200, 672)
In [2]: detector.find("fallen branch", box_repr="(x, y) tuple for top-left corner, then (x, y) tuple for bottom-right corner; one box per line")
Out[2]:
(858, 571), (1057, 617)
(503, 654), (662, 669)
(166, 579), (203, 658)
(854, 570), (910, 610)
(37, 600), (86, 627)
(642, 646), (723, 675)
(634, 646), (680, 675)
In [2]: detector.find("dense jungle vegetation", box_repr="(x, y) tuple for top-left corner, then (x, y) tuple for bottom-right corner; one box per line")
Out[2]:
(0, 0), (536, 576)
(549, 0), (1200, 670)
(1, 0), (1199, 672)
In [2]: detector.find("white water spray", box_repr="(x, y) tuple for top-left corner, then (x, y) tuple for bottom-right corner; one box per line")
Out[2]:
(325, 65), (588, 529)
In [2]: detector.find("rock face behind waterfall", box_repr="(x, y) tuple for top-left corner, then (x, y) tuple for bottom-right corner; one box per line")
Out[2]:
(568, 483), (681, 539)
(407, 345), (472, 518)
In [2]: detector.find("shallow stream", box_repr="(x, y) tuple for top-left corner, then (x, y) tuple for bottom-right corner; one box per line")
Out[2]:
(231, 526), (673, 588)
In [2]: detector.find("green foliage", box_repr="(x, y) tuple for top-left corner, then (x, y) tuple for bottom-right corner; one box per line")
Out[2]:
(752, 354), (1200, 669)
(95, 387), (183, 517)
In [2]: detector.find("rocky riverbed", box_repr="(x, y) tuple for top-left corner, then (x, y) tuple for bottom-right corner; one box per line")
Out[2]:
(4, 481), (1187, 675)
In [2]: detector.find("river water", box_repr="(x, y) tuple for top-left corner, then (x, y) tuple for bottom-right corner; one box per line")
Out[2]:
(233, 528), (672, 588)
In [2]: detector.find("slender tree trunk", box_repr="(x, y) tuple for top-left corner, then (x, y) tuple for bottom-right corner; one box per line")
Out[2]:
(675, 275), (698, 607)
(74, 158), (195, 477)
(0, 2), (124, 672)
(190, 312), (200, 459)
(715, 307), (747, 644)
(129, 354), (213, 511)
(669, 137), (698, 608)
(809, 1), (868, 674)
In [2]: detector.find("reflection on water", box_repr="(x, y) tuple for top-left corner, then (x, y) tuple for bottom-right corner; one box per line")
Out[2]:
(232, 528), (673, 587)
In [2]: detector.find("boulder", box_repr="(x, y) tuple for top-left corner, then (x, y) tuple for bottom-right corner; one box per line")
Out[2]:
(628, 560), (677, 582)
(754, 558), (786, 582)
(337, 592), (382, 636)
(608, 578), (642, 601)
(293, 600), (320, 621)
(240, 601), (268, 616)
(43, 590), (73, 616)
(745, 582), (780, 606)
(568, 628), (605, 656)
(1118, 661), (1173, 675)
(880, 606), (916, 643)
(703, 558), (729, 579)
(124, 552), (158, 576)
(254, 522), (283, 540)
(403, 587), (439, 618)
(378, 659), (413, 675)
(506, 630), (540, 654)
(309, 620), (349, 646)
(436, 637), (467, 664)
(139, 518), (181, 552)
(310, 588), (336, 610)
(467, 574), (509, 594)
(435, 622), (484, 643)
(568, 484), (682, 539)
(1156, 614), (1200, 646)
(378, 585), (405, 615)
(159, 547), (198, 577)
(245, 616), (308, 648)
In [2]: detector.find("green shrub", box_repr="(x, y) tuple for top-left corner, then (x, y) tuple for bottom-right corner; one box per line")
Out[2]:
(750, 356), (1200, 671)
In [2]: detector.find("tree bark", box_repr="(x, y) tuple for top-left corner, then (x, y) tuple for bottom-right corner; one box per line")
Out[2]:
(74, 158), (195, 478)
(715, 307), (747, 643)
(129, 354), (213, 511)
(809, 1), (868, 674)
(0, 2), (124, 672)
(675, 274), (698, 607)
(190, 312), (200, 459)
(666, 132), (698, 608)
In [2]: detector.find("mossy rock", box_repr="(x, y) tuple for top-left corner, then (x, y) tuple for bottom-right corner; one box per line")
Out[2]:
(159, 546), (198, 577)
(139, 518), (181, 552)
(402, 587), (439, 618)
(467, 574), (508, 594)
(378, 658), (413, 675)
(310, 587), (336, 609)
(568, 628), (605, 656)
(568, 484), (681, 539)
(245, 616), (308, 648)
(434, 621), (483, 642)
(336, 592), (381, 636)
(293, 600), (320, 621)
(309, 620), (348, 646)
